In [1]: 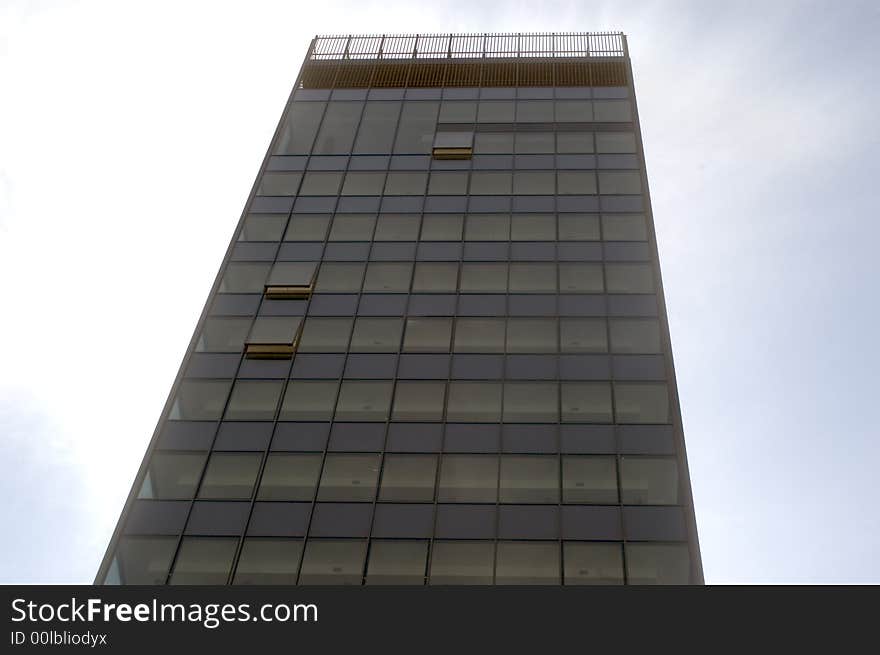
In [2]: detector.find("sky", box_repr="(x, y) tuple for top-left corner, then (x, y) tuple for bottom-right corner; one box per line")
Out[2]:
(0, 0), (878, 584)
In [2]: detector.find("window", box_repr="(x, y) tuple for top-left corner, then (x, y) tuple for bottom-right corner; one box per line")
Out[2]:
(609, 319), (661, 353)
(233, 539), (303, 585)
(335, 381), (393, 421)
(509, 263), (556, 292)
(110, 536), (176, 585)
(393, 102), (439, 154)
(219, 263), (270, 293)
(560, 319), (608, 353)
(460, 263), (507, 292)
(169, 380), (231, 421)
(279, 380), (339, 420)
(246, 316), (302, 348)
(354, 101), (401, 154)
(506, 318), (557, 353)
(625, 543), (691, 584)
(198, 453), (261, 499)
(598, 170), (642, 195)
(620, 456), (679, 505)
(139, 452), (207, 499)
(375, 214), (420, 241)
(297, 318), (352, 352)
(605, 263), (654, 293)
(429, 542), (494, 585)
(350, 318), (403, 352)
(404, 318), (452, 352)
(317, 454), (380, 501)
(473, 132), (514, 154)
(366, 541), (428, 585)
(562, 456), (618, 503)
(564, 543), (624, 585)
(392, 382), (446, 421)
(503, 383), (559, 423)
(514, 132), (554, 154)
(341, 172), (386, 196)
(454, 318), (505, 353)
(274, 101), (325, 155)
(558, 171), (597, 195)
(556, 132), (594, 153)
(256, 172), (302, 196)
(379, 455), (438, 502)
(601, 213), (647, 241)
(500, 456), (559, 503)
(558, 213), (600, 240)
(446, 383), (502, 422)
(477, 100), (515, 123)
(299, 540), (367, 585)
(613, 383), (669, 423)
(284, 214), (330, 242)
(267, 262), (316, 290)
(559, 263), (603, 292)
(464, 214), (510, 241)
(511, 214), (555, 240)
(596, 132), (637, 153)
(555, 100), (592, 122)
(299, 171), (343, 195)
(420, 214), (463, 241)
(516, 100), (554, 122)
(560, 382), (613, 423)
(428, 171), (469, 195)
(196, 317), (251, 353)
(439, 100), (477, 123)
(469, 171), (512, 195)
(412, 262), (458, 292)
(593, 100), (632, 122)
(239, 213), (287, 241)
(432, 132), (474, 159)
(328, 214), (376, 241)
(257, 454), (322, 501)
(224, 380), (284, 420)
(496, 542), (560, 585)
(312, 101), (363, 154)
(384, 172), (428, 196)
(316, 263), (365, 292)
(363, 263), (412, 293)
(169, 538), (237, 585)
(438, 455), (498, 502)
(513, 171), (555, 195)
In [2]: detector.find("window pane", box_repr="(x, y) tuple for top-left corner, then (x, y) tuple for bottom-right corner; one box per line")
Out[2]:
(558, 171), (597, 195)
(316, 263), (365, 292)
(500, 455), (559, 503)
(464, 214), (510, 241)
(363, 262), (412, 293)
(507, 318), (557, 353)
(224, 380), (283, 420)
(379, 454), (438, 502)
(275, 101), (325, 154)
(447, 382), (502, 422)
(313, 101), (363, 154)
(517, 100), (554, 122)
(233, 539), (303, 585)
(284, 214), (330, 242)
(559, 263), (603, 292)
(170, 380), (231, 420)
(625, 543), (691, 585)
(593, 100), (632, 122)
(354, 101), (401, 154)
(613, 383), (669, 423)
(515, 132), (554, 153)
(555, 100), (592, 122)
(562, 455), (618, 503)
(605, 263), (654, 293)
(392, 382), (446, 421)
(503, 383), (559, 423)
(300, 171), (343, 195)
(404, 318), (452, 352)
(169, 538), (237, 585)
(329, 214), (376, 241)
(350, 318), (403, 352)
(454, 318), (505, 353)
(599, 170), (642, 195)
(299, 540), (367, 585)
(341, 171), (386, 196)
(439, 100), (477, 123)
(496, 542), (560, 585)
(556, 132), (594, 153)
(248, 316), (302, 345)
(420, 214), (463, 241)
(477, 100), (515, 122)
(267, 262), (317, 287)
(298, 318), (352, 352)
(412, 262), (458, 292)
(279, 381), (339, 420)
(335, 381), (393, 421)
(366, 541), (428, 585)
(429, 542), (494, 585)
(564, 543), (624, 585)
(198, 453), (261, 499)
(474, 132), (514, 154)
(196, 317), (251, 353)
(460, 263), (507, 292)
(511, 213), (555, 240)
(428, 171), (469, 195)
(509, 263), (556, 292)
(318, 454), (380, 501)
(239, 213), (286, 241)
(560, 318), (608, 353)
(609, 319), (661, 353)
(139, 452), (207, 499)
(513, 171), (555, 195)
(438, 455), (498, 502)
(112, 536), (176, 585)
(558, 213), (600, 240)
(602, 213), (647, 241)
(258, 454), (322, 501)
(374, 214), (420, 241)
(219, 262), (270, 293)
(561, 382), (612, 423)
(596, 131), (637, 153)
(620, 456), (679, 505)
(384, 171), (428, 196)
(470, 171), (512, 195)
(257, 172), (302, 196)
(394, 102), (439, 154)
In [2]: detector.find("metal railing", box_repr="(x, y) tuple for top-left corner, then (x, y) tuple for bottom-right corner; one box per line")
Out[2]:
(310, 32), (626, 60)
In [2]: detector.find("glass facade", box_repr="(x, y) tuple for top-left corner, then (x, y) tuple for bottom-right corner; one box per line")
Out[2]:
(98, 32), (702, 586)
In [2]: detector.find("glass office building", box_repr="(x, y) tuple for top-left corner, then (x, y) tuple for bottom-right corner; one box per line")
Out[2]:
(97, 32), (703, 585)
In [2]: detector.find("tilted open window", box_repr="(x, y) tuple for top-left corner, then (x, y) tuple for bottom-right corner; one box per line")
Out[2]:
(244, 316), (303, 359)
(264, 262), (317, 299)
(432, 131), (473, 160)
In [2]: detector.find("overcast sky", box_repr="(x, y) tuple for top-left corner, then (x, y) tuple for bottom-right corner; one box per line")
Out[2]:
(1, 0), (878, 584)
